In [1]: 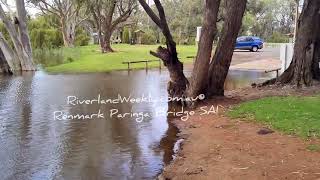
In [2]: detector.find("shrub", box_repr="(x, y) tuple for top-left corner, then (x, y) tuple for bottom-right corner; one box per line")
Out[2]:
(267, 32), (290, 43)
(75, 28), (91, 46)
(122, 27), (130, 44)
(141, 32), (157, 45)
(30, 29), (63, 49)
(33, 48), (64, 67)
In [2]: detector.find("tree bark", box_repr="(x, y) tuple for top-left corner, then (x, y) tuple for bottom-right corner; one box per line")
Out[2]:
(207, 0), (247, 96)
(188, 0), (221, 98)
(15, 0), (35, 70)
(270, 0), (320, 87)
(16, 0), (32, 57)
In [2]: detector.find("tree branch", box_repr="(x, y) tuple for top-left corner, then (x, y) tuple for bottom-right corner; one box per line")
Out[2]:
(138, 0), (161, 27)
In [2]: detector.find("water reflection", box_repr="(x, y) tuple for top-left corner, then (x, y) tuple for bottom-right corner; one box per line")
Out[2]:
(0, 68), (274, 180)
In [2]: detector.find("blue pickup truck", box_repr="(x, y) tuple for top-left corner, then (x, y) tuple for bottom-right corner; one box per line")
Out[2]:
(235, 36), (264, 52)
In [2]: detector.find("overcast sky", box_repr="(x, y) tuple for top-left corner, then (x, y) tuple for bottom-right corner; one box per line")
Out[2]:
(4, 0), (40, 16)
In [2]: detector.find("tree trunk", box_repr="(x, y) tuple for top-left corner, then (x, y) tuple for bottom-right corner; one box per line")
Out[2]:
(61, 19), (76, 48)
(98, 30), (105, 53)
(188, 0), (221, 98)
(151, 45), (188, 98)
(273, 0), (320, 87)
(16, 0), (32, 58)
(207, 0), (247, 97)
(0, 48), (12, 74)
(0, 33), (21, 71)
(101, 29), (114, 53)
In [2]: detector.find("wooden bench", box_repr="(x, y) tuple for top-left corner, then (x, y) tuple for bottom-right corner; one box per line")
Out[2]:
(122, 60), (161, 70)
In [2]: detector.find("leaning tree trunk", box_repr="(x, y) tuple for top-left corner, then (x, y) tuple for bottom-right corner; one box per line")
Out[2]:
(16, 0), (32, 58)
(207, 0), (247, 97)
(138, 0), (188, 98)
(15, 0), (35, 71)
(0, 33), (21, 71)
(268, 0), (320, 87)
(188, 0), (221, 98)
(0, 48), (12, 74)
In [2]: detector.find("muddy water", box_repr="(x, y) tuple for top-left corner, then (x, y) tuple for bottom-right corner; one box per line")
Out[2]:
(0, 69), (274, 180)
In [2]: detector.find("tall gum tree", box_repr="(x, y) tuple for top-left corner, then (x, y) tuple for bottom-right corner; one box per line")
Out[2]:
(263, 0), (320, 87)
(0, 0), (35, 73)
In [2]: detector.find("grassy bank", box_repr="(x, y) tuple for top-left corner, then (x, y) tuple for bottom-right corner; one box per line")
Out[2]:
(45, 44), (197, 73)
(228, 94), (320, 138)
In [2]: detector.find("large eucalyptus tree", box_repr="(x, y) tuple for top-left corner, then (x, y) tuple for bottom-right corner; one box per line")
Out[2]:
(0, 0), (35, 73)
(85, 0), (136, 53)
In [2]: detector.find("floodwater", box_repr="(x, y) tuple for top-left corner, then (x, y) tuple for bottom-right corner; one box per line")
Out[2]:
(0, 68), (274, 180)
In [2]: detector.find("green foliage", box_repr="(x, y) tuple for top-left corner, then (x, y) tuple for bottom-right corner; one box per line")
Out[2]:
(33, 48), (64, 67)
(30, 29), (63, 49)
(122, 27), (130, 44)
(75, 28), (90, 46)
(134, 0), (203, 45)
(28, 15), (64, 49)
(228, 95), (320, 139)
(241, 0), (296, 40)
(46, 44), (197, 73)
(0, 23), (13, 47)
(34, 47), (81, 67)
(141, 31), (157, 45)
(267, 32), (290, 43)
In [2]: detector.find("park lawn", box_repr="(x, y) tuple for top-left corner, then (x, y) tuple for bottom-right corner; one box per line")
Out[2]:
(228, 94), (320, 139)
(46, 44), (197, 73)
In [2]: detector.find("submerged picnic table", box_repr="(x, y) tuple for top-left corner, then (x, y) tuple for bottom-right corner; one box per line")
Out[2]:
(122, 60), (161, 70)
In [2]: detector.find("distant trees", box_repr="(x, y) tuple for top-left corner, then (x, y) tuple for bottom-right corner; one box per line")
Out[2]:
(32, 0), (86, 47)
(264, 0), (320, 87)
(137, 0), (204, 45)
(242, 0), (296, 41)
(28, 15), (64, 49)
(0, 0), (36, 73)
(85, 0), (136, 53)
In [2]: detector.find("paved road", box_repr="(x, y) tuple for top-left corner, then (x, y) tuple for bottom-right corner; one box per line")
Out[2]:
(231, 47), (280, 65)
(230, 47), (281, 71)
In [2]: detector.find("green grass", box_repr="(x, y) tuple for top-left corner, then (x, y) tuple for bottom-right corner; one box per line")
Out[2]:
(228, 94), (320, 138)
(45, 44), (197, 73)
